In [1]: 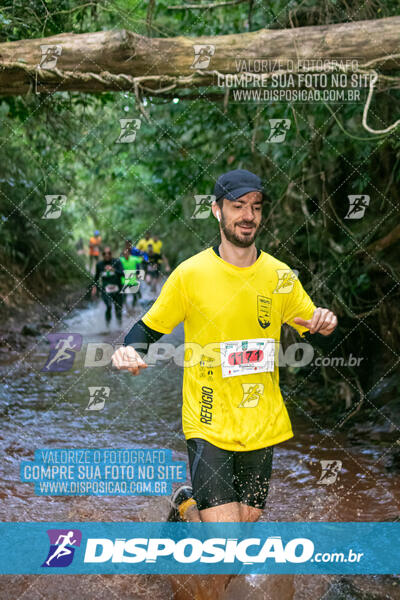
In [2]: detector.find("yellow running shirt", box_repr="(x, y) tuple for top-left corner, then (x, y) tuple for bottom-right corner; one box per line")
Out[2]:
(137, 237), (154, 252)
(142, 247), (316, 451)
(152, 239), (163, 254)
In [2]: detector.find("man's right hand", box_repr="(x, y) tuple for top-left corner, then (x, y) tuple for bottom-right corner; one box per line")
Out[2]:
(111, 345), (148, 375)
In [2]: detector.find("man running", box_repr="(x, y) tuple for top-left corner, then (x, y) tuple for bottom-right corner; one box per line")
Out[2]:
(144, 243), (169, 294)
(92, 247), (124, 324)
(89, 230), (102, 274)
(152, 234), (163, 255)
(120, 246), (143, 307)
(137, 231), (154, 254)
(112, 169), (338, 526)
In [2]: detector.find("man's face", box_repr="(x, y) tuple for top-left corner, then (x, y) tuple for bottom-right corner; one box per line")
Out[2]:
(218, 191), (263, 248)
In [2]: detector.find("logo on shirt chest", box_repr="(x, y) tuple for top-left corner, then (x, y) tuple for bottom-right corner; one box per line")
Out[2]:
(257, 295), (271, 329)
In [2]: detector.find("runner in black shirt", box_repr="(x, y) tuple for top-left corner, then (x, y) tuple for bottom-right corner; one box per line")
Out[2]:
(145, 244), (163, 294)
(92, 247), (124, 323)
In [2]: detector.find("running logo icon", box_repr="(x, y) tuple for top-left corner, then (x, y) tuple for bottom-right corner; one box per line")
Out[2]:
(42, 195), (67, 219)
(191, 195), (215, 219)
(121, 269), (145, 294)
(273, 269), (299, 294)
(190, 45), (215, 69)
(116, 119), (141, 143)
(42, 333), (82, 372)
(317, 460), (342, 485)
(345, 195), (370, 219)
(267, 119), (291, 143)
(86, 386), (110, 411)
(42, 529), (82, 567)
(39, 45), (62, 69)
(238, 383), (264, 408)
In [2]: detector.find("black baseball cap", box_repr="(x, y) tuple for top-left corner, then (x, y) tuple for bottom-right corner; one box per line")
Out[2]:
(213, 169), (264, 202)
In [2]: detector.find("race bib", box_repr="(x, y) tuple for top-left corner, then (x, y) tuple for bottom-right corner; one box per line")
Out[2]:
(220, 338), (275, 378)
(105, 284), (119, 293)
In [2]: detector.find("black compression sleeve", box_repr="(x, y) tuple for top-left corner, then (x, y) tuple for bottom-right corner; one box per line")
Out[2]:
(303, 326), (341, 352)
(123, 319), (164, 356)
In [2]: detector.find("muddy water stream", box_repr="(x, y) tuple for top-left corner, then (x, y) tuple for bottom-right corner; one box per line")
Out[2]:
(1, 290), (399, 599)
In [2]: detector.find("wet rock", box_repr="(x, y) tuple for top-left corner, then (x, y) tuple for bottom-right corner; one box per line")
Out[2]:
(367, 375), (398, 403)
(0, 330), (27, 352)
(385, 443), (400, 472)
(323, 577), (393, 599)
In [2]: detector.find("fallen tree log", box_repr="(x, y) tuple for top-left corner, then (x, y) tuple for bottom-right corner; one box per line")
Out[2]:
(0, 17), (399, 95)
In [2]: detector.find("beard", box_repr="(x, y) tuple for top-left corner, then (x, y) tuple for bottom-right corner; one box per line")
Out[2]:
(220, 212), (260, 248)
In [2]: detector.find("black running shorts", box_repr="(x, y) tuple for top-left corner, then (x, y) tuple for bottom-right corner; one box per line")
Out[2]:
(186, 437), (274, 511)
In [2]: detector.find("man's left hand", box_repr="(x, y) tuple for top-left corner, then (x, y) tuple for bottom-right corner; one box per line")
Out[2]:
(293, 308), (338, 336)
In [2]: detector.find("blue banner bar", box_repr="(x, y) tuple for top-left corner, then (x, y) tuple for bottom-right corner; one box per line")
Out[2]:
(0, 522), (398, 574)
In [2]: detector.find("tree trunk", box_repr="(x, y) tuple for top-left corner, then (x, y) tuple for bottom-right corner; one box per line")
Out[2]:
(0, 17), (399, 95)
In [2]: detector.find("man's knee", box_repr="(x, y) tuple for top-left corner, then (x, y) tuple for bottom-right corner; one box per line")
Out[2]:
(199, 501), (241, 522)
(239, 504), (262, 522)
(199, 502), (262, 522)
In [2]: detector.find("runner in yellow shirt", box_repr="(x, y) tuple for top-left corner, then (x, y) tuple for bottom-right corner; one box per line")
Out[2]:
(136, 231), (154, 253)
(151, 234), (163, 254)
(112, 169), (338, 528)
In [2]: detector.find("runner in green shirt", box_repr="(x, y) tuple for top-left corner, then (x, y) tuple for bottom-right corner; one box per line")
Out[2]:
(120, 247), (143, 307)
